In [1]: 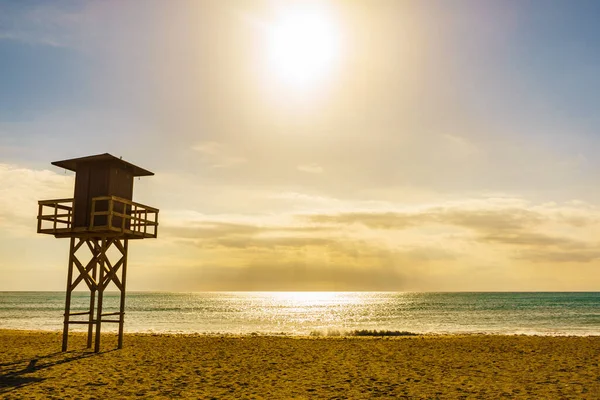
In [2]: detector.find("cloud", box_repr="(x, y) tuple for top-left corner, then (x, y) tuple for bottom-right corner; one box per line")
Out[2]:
(149, 231), (455, 291)
(163, 221), (263, 239)
(297, 163), (324, 174)
(558, 153), (588, 172)
(0, 164), (73, 235)
(156, 213), (463, 290)
(479, 232), (588, 249)
(162, 199), (600, 267)
(308, 211), (420, 229)
(198, 236), (337, 250)
(516, 249), (600, 263)
(439, 208), (543, 232)
(441, 134), (479, 156)
(0, 2), (88, 48)
(162, 221), (330, 240)
(304, 207), (543, 232)
(192, 141), (246, 168)
(302, 201), (600, 264)
(164, 261), (412, 291)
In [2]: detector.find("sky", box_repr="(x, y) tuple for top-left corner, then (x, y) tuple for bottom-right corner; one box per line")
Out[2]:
(1, 0), (600, 291)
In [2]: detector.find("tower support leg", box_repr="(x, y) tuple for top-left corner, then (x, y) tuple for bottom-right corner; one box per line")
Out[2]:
(94, 237), (106, 353)
(86, 239), (99, 348)
(118, 239), (129, 349)
(62, 237), (76, 352)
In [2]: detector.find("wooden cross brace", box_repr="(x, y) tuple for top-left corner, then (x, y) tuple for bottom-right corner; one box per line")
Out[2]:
(62, 236), (129, 352)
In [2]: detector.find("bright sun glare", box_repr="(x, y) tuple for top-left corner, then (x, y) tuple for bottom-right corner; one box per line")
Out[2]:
(266, 6), (340, 87)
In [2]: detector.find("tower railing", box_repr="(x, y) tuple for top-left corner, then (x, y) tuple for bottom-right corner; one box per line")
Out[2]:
(37, 198), (74, 234)
(90, 195), (159, 239)
(37, 196), (158, 238)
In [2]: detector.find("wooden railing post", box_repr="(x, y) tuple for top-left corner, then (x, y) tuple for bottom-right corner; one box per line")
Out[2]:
(155, 210), (159, 237)
(121, 201), (127, 231)
(68, 200), (72, 228)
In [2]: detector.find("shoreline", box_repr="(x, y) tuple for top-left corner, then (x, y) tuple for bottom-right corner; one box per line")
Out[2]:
(2, 327), (599, 338)
(2, 329), (599, 398)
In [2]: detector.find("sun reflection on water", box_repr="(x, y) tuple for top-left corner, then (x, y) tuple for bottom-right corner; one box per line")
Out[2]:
(264, 291), (350, 305)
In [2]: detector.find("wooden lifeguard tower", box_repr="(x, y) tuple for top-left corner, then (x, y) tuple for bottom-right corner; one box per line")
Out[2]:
(37, 153), (159, 352)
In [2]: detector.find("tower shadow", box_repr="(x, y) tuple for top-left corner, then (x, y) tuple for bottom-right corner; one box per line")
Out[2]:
(0, 348), (115, 394)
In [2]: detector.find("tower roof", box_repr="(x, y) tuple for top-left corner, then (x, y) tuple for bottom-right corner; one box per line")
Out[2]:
(51, 153), (154, 177)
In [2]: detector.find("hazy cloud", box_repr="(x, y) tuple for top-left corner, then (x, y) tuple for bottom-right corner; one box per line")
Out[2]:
(297, 163), (324, 174)
(0, 164), (73, 234)
(162, 221), (330, 241)
(307, 212), (420, 229)
(439, 208), (543, 232)
(192, 142), (247, 169)
(516, 250), (600, 263)
(304, 207), (544, 232)
(479, 232), (589, 249)
(301, 203), (599, 265)
(441, 134), (479, 156)
(164, 261), (412, 291)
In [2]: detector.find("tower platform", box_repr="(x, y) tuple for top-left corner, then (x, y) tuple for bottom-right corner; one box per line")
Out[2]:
(37, 195), (158, 239)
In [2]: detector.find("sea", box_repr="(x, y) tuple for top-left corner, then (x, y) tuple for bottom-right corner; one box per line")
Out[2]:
(0, 292), (598, 336)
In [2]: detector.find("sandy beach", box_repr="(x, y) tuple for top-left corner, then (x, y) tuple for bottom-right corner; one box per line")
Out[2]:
(0, 330), (598, 399)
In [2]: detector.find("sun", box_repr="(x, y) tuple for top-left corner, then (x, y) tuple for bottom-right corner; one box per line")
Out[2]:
(265, 5), (341, 88)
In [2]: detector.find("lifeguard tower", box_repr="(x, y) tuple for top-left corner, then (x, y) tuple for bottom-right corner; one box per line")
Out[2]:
(37, 153), (159, 352)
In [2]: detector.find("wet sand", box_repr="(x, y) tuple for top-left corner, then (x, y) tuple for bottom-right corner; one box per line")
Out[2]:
(1, 330), (598, 399)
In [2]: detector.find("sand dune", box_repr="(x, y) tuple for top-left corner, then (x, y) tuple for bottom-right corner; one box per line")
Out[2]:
(1, 330), (598, 398)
